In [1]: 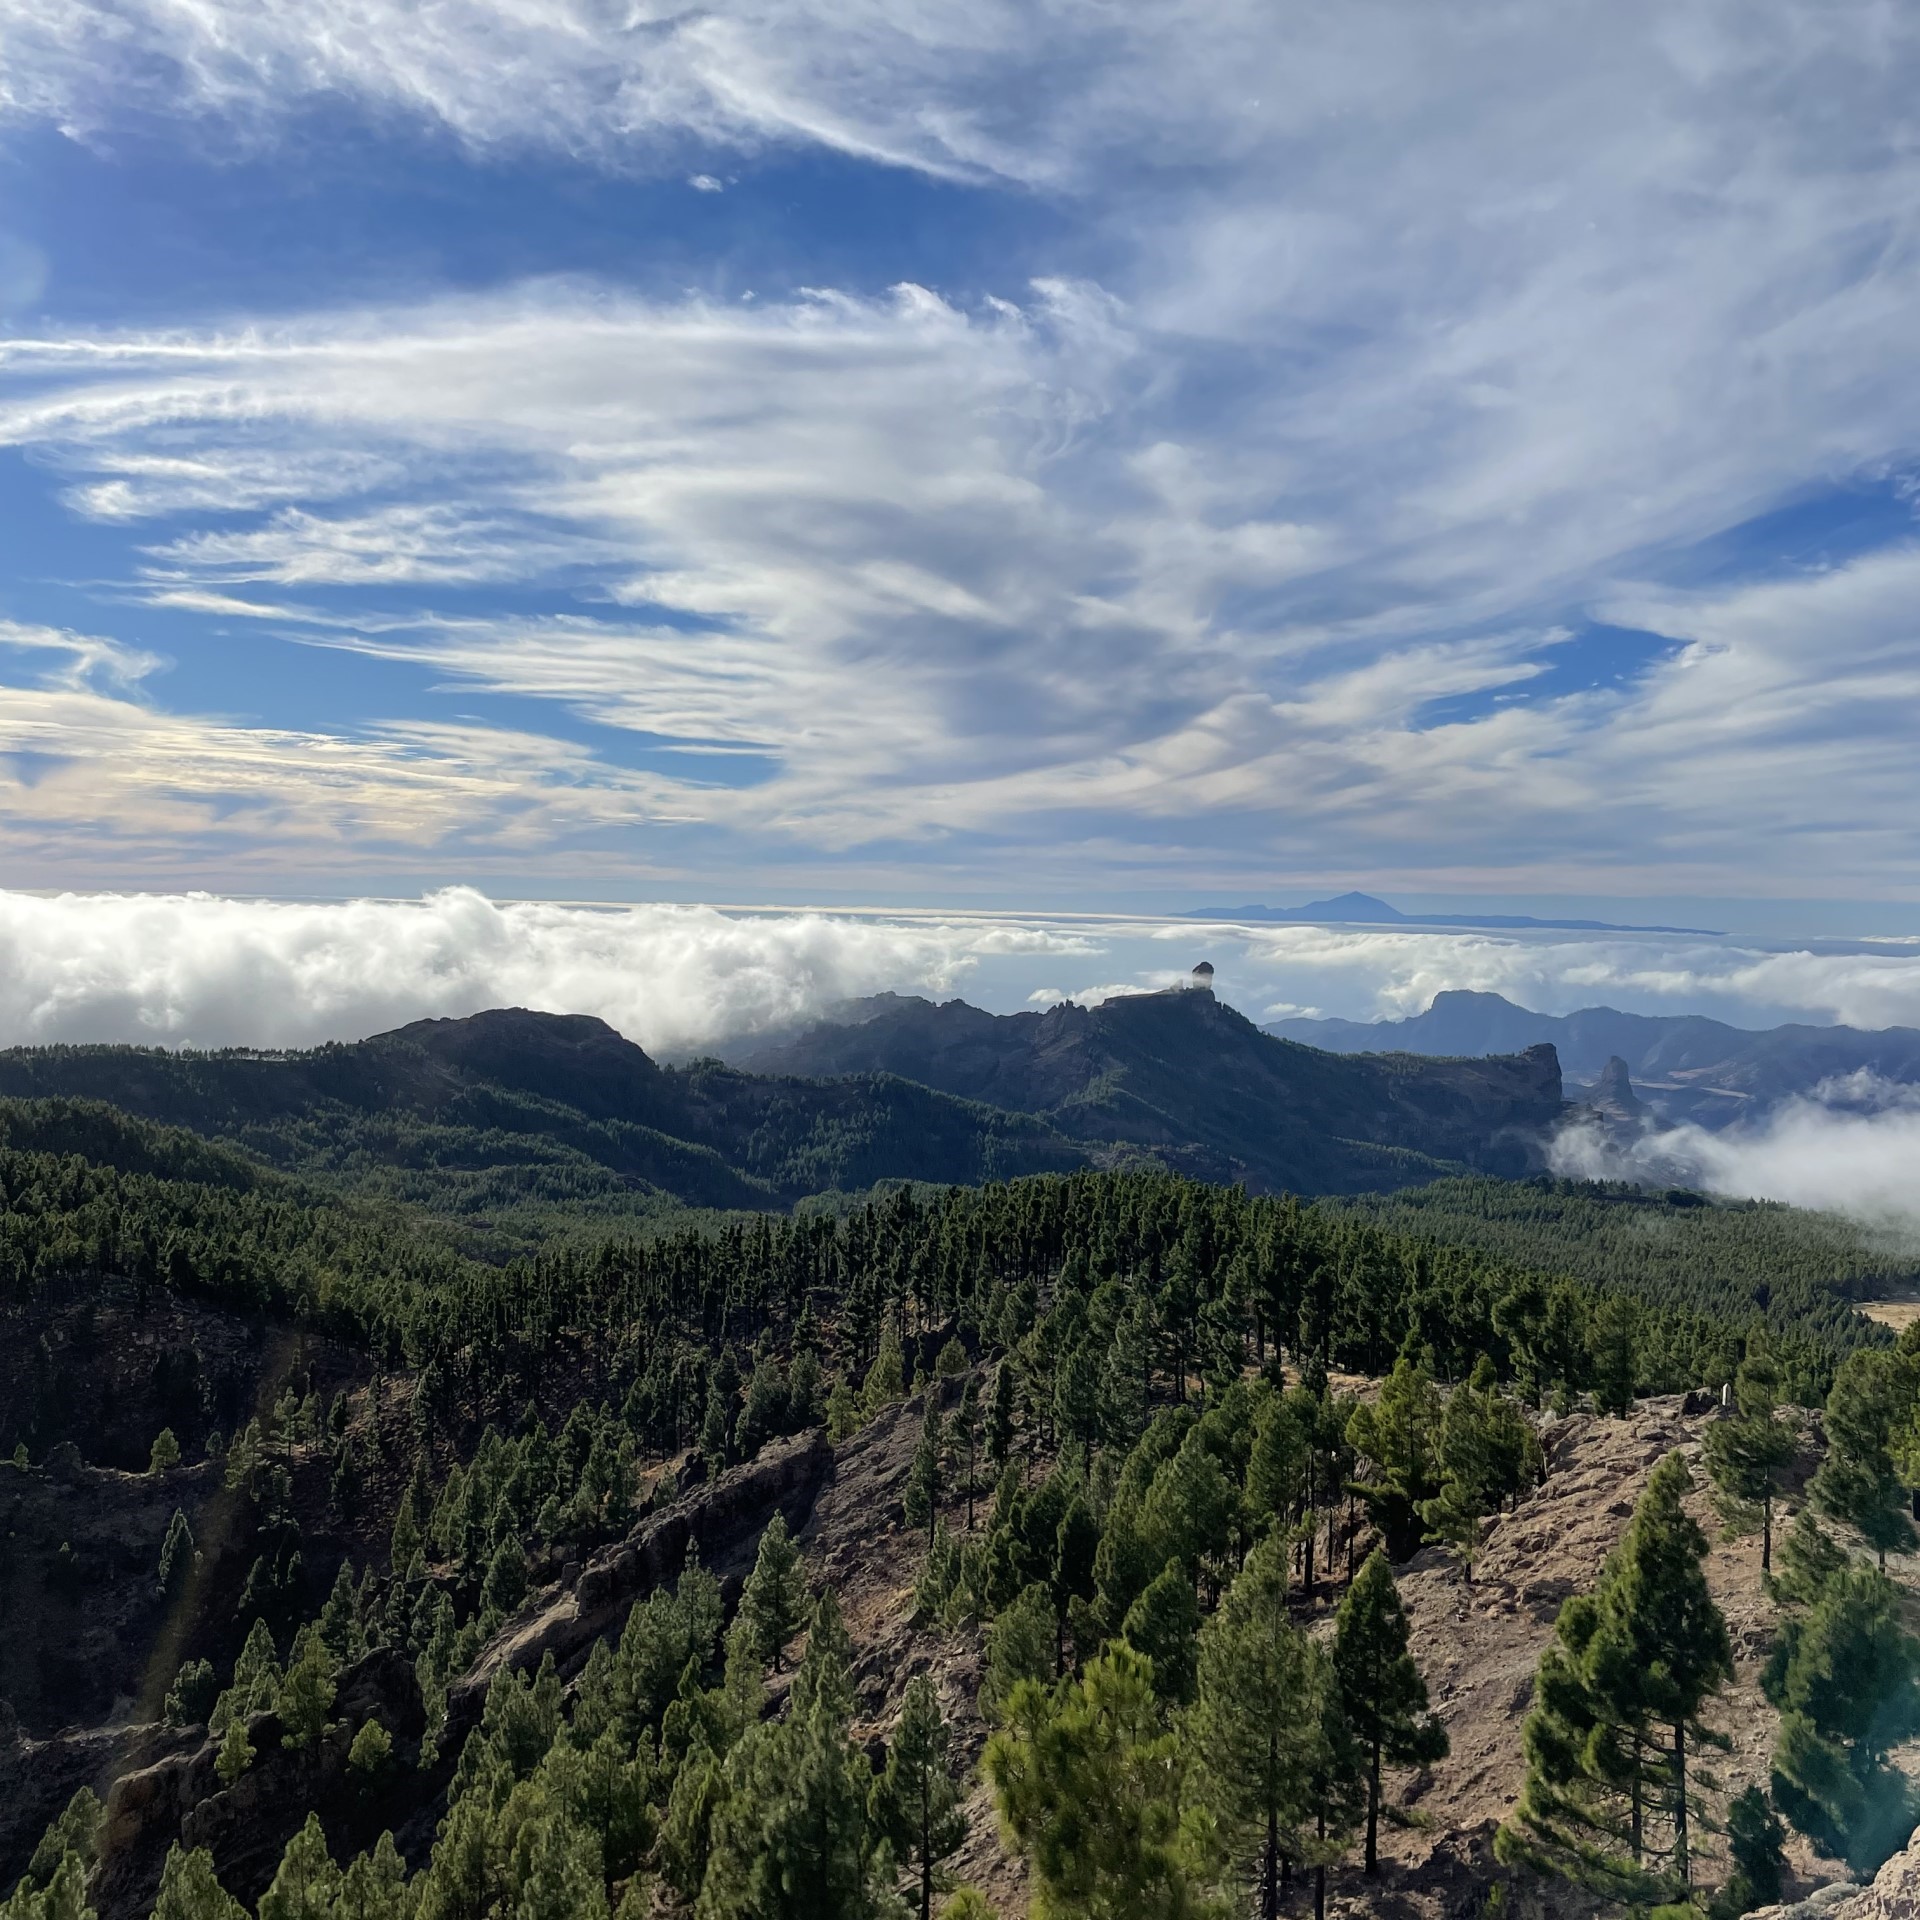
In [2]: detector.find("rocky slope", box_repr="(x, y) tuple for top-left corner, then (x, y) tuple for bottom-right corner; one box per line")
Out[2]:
(13, 1379), (1904, 1920)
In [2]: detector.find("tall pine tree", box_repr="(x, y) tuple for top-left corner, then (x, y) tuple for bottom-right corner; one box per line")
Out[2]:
(869, 1675), (967, 1920)
(1190, 1531), (1351, 1920)
(1332, 1550), (1447, 1874)
(1499, 1453), (1731, 1902)
(1703, 1328), (1799, 1572)
(1764, 1563), (1920, 1875)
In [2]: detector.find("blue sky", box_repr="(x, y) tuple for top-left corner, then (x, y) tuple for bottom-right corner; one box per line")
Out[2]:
(3, 0), (1920, 925)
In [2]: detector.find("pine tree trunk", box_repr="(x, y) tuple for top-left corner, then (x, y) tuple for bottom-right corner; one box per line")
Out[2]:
(1315, 1805), (1328, 1920)
(1630, 1763), (1642, 1864)
(1673, 1719), (1689, 1887)
(1303, 1457), (1316, 1602)
(1366, 1733), (1382, 1873)
(1264, 1759), (1280, 1920)
(1762, 1490), (1771, 1573)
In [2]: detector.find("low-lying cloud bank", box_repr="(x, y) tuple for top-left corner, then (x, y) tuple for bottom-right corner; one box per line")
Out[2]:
(0, 888), (1093, 1057)
(1552, 1074), (1920, 1234)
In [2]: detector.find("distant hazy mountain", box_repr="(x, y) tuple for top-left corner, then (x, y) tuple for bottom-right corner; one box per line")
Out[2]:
(1185, 889), (1721, 936)
(1265, 989), (1920, 1128)
(725, 986), (1563, 1192)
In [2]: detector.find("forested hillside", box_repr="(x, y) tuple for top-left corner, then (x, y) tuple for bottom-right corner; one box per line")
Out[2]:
(1339, 1176), (1916, 1388)
(0, 999), (1567, 1248)
(6, 1079), (1920, 1920)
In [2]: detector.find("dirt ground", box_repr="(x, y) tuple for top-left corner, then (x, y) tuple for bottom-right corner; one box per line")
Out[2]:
(1861, 1297), (1920, 1334)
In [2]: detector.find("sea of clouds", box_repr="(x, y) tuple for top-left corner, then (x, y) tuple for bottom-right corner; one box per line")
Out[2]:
(0, 888), (1103, 1057)
(1551, 1072), (1920, 1236)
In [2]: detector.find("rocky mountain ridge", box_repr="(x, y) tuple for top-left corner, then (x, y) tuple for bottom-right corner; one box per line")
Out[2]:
(1266, 987), (1920, 1129)
(0, 995), (1567, 1217)
(722, 985), (1563, 1193)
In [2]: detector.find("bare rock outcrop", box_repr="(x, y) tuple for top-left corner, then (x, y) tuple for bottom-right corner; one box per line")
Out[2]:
(1749, 1831), (1920, 1918)
(86, 1431), (832, 1920)
(445, 1425), (831, 1734)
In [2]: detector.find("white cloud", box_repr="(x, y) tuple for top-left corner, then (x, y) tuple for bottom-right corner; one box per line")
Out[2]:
(0, 618), (163, 691)
(4, 7), (1920, 890)
(6, 892), (1920, 1079)
(1550, 1075), (1920, 1234)
(1225, 922), (1920, 1034)
(0, 888), (1094, 1054)
(7, 284), (1920, 886)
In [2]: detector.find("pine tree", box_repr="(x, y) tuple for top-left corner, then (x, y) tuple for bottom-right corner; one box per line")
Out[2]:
(1245, 1392), (1308, 1537)
(319, 1559), (368, 1665)
(1418, 1359), (1511, 1582)
(157, 1509), (197, 1600)
(164, 1658), (218, 1727)
(983, 1583), (1058, 1721)
(1589, 1297), (1638, 1418)
(390, 1486), (422, 1572)
(1767, 1506), (1848, 1610)
(221, 1616), (282, 1727)
(986, 1361), (1016, 1474)
(1121, 1560), (1200, 1707)
(277, 1626), (338, 1750)
(20, 1789), (100, 1899)
(700, 1385), (733, 1477)
(863, 1326), (906, 1419)
(904, 1400), (945, 1544)
(1190, 1531), (1346, 1920)
(735, 1352), (791, 1460)
(1333, 1550), (1447, 1874)
(152, 1847), (245, 1920)
(482, 1535), (528, 1616)
(985, 1643), (1205, 1920)
(148, 1428), (181, 1475)
(1099, 1306), (1151, 1452)
(1715, 1786), (1786, 1917)
(953, 1377), (980, 1531)
(347, 1717), (394, 1780)
(1814, 1349), (1917, 1567)
(1704, 1329), (1799, 1572)
(259, 1815), (342, 1920)
(792, 1588), (857, 1727)
(1763, 1563), (1920, 1874)
(737, 1515), (809, 1671)
(1498, 1453), (1731, 1901)
(335, 1832), (411, 1920)
(215, 1713), (254, 1786)
(1138, 1430), (1235, 1590)
(699, 1587), (888, 1920)
(1346, 1349), (1443, 1562)
(870, 1675), (967, 1920)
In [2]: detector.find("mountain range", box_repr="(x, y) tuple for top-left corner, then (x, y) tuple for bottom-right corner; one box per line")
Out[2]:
(722, 985), (1559, 1190)
(0, 990), (1564, 1236)
(1184, 889), (1723, 935)
(1265, 988), (1920, 1127)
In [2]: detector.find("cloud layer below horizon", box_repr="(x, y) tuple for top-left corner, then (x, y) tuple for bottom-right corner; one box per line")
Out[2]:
(5, 886), (1920, 1052)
